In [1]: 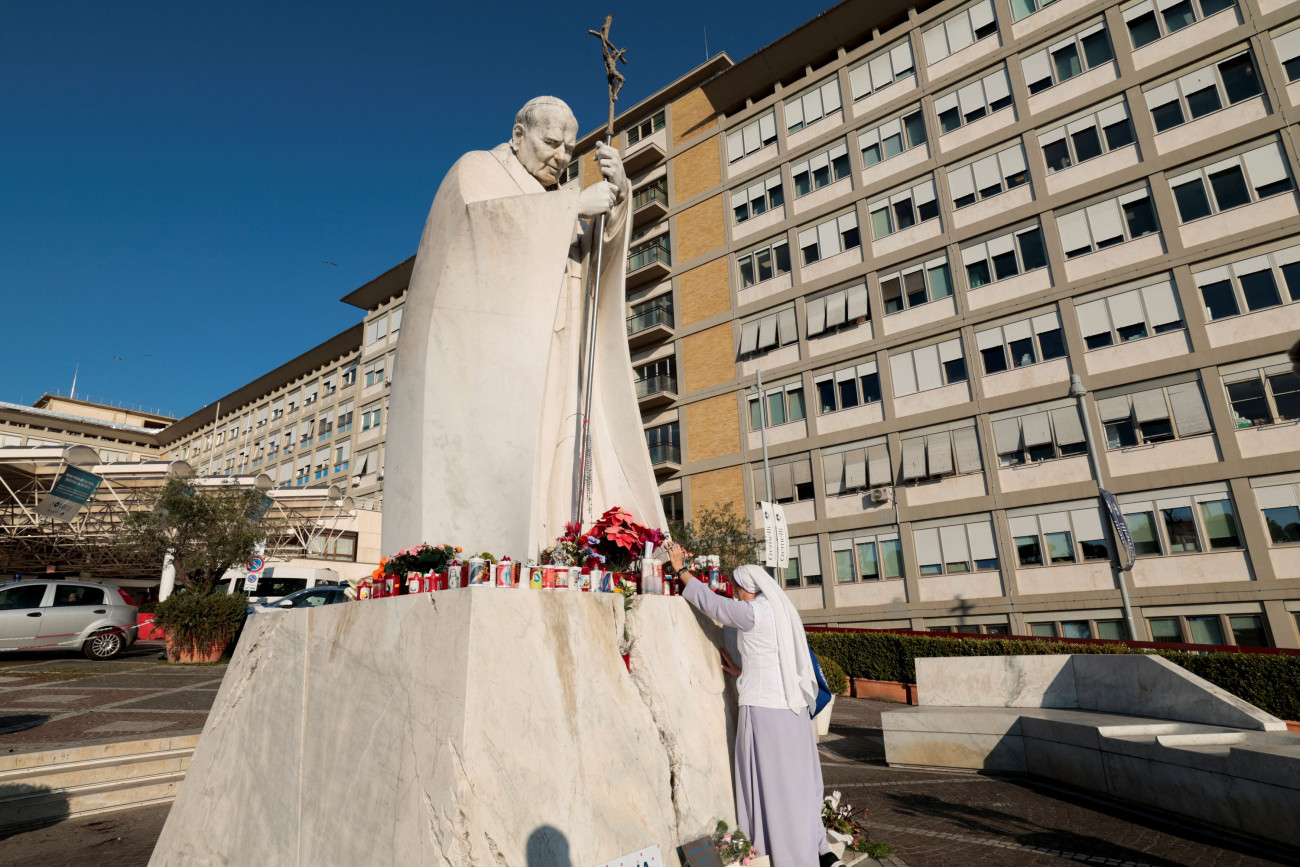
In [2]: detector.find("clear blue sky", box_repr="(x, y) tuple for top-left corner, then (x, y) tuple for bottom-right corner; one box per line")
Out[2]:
(1, 0), (828, 419)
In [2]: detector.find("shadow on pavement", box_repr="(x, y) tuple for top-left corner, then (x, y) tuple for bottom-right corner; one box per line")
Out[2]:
(0, 715), (50, 737)
(0, 783), (69, 840)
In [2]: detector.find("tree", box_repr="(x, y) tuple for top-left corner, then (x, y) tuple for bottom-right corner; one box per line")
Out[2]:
(116, 478), (268, 595)
(669, 502), (761, 576)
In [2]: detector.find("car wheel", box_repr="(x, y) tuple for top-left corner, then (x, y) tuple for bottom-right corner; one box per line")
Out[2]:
(83, 629), (124, 660)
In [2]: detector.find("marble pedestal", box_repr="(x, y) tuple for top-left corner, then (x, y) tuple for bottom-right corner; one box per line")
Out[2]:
(149, 590), (737, 866)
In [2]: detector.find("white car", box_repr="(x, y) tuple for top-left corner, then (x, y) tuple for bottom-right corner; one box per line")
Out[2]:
(246, 585), (349, 615)
(0, 580), (138, 659)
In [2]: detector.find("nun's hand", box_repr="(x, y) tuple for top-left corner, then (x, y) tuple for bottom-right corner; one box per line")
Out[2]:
(665, 541), (686, 572)
(720, 648), (742, 677)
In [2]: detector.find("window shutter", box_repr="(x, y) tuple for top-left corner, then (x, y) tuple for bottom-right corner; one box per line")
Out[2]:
(998, 145), (1027, 178)
(987, 232), (1016, 259)
(822, 80), (842, 114)
(993, 418), (1023, 453)
(807, 297), (827, 335)
(850, 63), (873, 99)
(1107, 289), (1146, 329)
(1040, 126), (1067, 146)
(825, 290), (847, 328)
(927, 433), (954, 476)
(752, 465), (768, 500)
(973, 155), (1001, 191)
(1167, 381), (1212, 435)
(1232, 256), (1272, 281)
(1022, 50), (1052, 85)
(870, 53), (894, 89)
(1243, 143), (1290, 190)
(1086, 199), (1125, 244)
(923, 25), (950, 63)
(758, 113), (776, 144)
(934, 92), (960, 116)
(846, 284), (869, 320)
(777, 308), (798, 345)
(757, 315), (778, 349)
(914, 343), (944, 391)
(800, 543), (822, 576)
(857, 360), (878, 377)
(823, 451), (846, 495)
(969, 0), (996, 33)
(1096, 102), (1128, 128)
(891, 40), (914, 74)
(785, 98), (805, 131)
(938, 338), (964, 363)
(1009, 515), (1040, 537)
(1032, 312), (1061, 334)
(810, 152), (831, 173)
(844, 448), (867, 489)
(1050, 407), (1086, 445)
(953, 426), (982, 473)
(901, 437), (927, 479)
(1070, 508), (1105, 541)
(792, 458), (813, 487)
(958, 81), (986, 115)
(867, 444), (892, 486)
(1123, 0), (1155, 21)
(1274, 29), (1300, 64)
(949, 164), (976, 201)
(967, 521), (998, 561)
(976, 326), (1003, 350)
(817, 220), (841, 257)
(1256, 484), (1300, 509)
(1177, 67), (1217, 96)
(913, 527), (942, 567)
(727, 131), (744, 162)
(946, 12), (976, 53)
(891, 352), (919, 396)
(740, 321), (760, 355)
(962, 241), (989, 266)
(1020, 412), (1052, 447)
(1131, 388), (1170, 422)
(1075, 299), (1111, 338)
(940, 524), (971, 564)
(1141, 282), (1181, 328)
(913, 179), (937, 206)
(983, 68), (1011, 105)
(858, 125), (880, 151)
(1057, 209), (1092, 254)
(1096, 395), (1132, 422)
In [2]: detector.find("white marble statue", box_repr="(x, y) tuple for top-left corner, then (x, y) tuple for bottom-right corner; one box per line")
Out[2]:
(384, 96), (667, 560)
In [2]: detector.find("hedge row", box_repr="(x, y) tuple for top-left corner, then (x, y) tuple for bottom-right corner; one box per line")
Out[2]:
(806, 630), (1300, 722)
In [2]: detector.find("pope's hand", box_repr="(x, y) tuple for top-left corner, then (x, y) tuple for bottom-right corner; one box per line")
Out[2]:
(578, 181), (619, 218)
(594, 142), (627, 193)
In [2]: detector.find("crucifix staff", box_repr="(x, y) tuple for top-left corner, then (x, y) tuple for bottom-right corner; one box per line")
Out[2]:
(573, 14), (628, 527)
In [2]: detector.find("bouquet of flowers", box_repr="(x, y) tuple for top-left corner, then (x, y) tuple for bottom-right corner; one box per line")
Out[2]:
(823, 791), (891, 857)
(710, 820), (757, 866)
(382, 543), (462, 577)
(540, 506), (666, 573)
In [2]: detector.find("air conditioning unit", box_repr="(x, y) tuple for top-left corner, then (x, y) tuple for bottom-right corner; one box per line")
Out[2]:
(351, 478), (361, 487)
(869, 486), (891, 504)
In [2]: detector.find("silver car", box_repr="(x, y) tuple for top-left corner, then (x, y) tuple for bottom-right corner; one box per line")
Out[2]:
(0, 580), (138, 659)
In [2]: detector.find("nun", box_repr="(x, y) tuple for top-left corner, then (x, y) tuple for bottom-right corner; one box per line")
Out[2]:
(665, 542), (840, 867)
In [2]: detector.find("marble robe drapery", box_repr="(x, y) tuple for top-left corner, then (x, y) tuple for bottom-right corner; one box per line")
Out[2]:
(383, 143), (667, 560)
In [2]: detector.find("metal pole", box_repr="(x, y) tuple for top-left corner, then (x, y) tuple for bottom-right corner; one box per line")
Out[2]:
(753, 370), (773, 502)
(1070, 374), (1139, 641)
(574, 193), (607, 527)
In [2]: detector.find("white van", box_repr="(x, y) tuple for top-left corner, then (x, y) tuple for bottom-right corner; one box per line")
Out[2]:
(226, 566), (341, 607)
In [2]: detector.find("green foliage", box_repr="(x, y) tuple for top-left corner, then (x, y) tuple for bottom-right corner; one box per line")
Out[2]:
(152, 591), (247, 658)
(853, 841), (893, 857)
(710, 819), (754, 864)
(806, 630), (1300, 721)
(669, 502), (760, 577)
(115, 478), (268, 594)
(818, 655), (849, 695)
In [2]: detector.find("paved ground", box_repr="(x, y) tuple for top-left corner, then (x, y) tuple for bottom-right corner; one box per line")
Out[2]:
(0, 655), (1294, 866)
(0, 641), (224, 754)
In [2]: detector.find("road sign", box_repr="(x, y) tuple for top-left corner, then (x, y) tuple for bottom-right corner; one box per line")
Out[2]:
(1099, 489), (1136, 572)
(244, 573), (260, 592)
(246, 556), (264, 573)
(36, 466), (103, 522)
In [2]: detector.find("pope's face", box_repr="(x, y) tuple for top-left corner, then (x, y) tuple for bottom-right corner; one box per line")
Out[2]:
(512, 107), (578, 187)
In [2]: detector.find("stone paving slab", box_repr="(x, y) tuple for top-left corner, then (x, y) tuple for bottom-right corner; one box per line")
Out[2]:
(0, 689), (153, 710)
(110, 691), (218, 713)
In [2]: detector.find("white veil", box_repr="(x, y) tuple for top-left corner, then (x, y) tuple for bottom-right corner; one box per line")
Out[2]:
(733, 564), (817, 714)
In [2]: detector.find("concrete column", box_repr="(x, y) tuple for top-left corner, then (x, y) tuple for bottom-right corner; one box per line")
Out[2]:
(159, 551), (176, 601)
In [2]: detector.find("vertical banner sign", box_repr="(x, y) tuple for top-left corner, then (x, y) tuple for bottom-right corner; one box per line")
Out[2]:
(760, 501), (777, 567)
(36, 466), (102, 522)
(773, 504), (790, 569)
(1099, 489), (1136, 572)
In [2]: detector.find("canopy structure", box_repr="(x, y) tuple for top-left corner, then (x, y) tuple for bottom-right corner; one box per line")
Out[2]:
(0, 446), (356, 580)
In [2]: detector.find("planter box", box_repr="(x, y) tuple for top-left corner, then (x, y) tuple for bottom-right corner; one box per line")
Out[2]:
(1288, 720), (1300, 733)
(165, 634), (229, 664)
(851, 678), (917, 705)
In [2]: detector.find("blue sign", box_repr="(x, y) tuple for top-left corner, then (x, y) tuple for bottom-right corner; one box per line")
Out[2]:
(36, 466), (103, 522)
(245, 493), (273, 523)
(1099, 489), (1136, 572)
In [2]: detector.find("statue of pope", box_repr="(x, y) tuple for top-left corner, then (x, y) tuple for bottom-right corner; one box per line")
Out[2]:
(383, 96), (668, 560)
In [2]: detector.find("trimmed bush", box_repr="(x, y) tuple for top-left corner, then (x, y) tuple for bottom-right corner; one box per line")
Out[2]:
(817, 655), (848, 695)
(153, 591), (247, 662)
(807, 630), (1300, 722)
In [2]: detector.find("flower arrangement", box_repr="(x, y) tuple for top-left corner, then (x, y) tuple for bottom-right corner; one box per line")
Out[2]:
(541, 507), (665, 573)
(382, 543), (462, 577)
(823, 791), (891, 857)
(710, 820), (757, 866)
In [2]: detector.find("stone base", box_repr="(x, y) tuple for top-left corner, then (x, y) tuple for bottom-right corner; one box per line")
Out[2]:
(150, 590), (737, 866)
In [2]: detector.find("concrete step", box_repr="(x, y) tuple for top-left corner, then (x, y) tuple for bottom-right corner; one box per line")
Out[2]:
(0, 733), (200, 772)
(0, 771), (185, 829)
(0, 747), (193, 790)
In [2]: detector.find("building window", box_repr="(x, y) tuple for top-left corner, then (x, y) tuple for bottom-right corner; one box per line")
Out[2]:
(824, 439), (891, 493)
(1195, 243), (1300, 320)
(1097, 379), (1213, 448)
(934, 67), (1013, 135)
(1074, 279), (1183, 349)
(815, 361), (881, 414)
(1039, 99), (1135, 173)
(1169, 141), (1294, 223)
(1147, 611), (1267, 646)
(646, 422), (680, 465)
(1057, 188), (1160, 259)
(868, 178), (938, 238)
(880, 257), (953, 314)
(365, 316), (388, 345)
(859, 107), (927, 168)
(1022, 22), (1114, 94)
(731, 172), (784, 224)
(848, 38), (915, 101)
(1253, 481), (1300, 544)
(661, 492), (683, 523)
(947, 142), (1028, 209)
(1273, 28), (1300, 82)
(807, 282), (869, 337)
(914, 519), (1000, 575)
(628, 236), (671, 272)
(900, 423), (983, 482)
(923, 0), (998, 65)
(341, 363), (357, 387)
(750, 457), (814, 505)
(336, 401), (354, 433)
(1119, 490), (1241, 557)
(748, 381), (805, 430)
(890, 337), (967, 398)
(1011, 0), (1065, 22)
(976, 311), (1067, 376)
(1222, 358), (1300, 428)
(626, 110), (665, 145)
(792, 141), (852, 197)
(738, 307), (798, 359)
(832, 530), (904, 582)
(798, 212), (860, 265)
(993, 403), (1088, 465)
(725, 110), (778, 163)
(1122, 0), (1236, 51)
(557, 161), (581, 186)
(737, 239), (791, 288)
(1009, 507), (1108, 566)
(785, 77), (842, 133)
(782, 540), (823, 588)
(962, 226), (1047, 290)
(1144, 52), (1262, 135)
(363, 359), (386, 388)
(361, 405), (382, 431)
(333, 440), (351, 473)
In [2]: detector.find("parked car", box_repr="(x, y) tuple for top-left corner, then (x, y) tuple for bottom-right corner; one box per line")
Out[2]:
(246, 585), (349, 615)
(0, 580), (137, 659)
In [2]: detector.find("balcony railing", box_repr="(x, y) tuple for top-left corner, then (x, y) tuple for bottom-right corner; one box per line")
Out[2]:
(626, 305), (674, 335)
(632, 183), (668, 212)
(636, 374), (677, 399)
(647, 442), (681, 465)
(627, 239), (671, 273)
